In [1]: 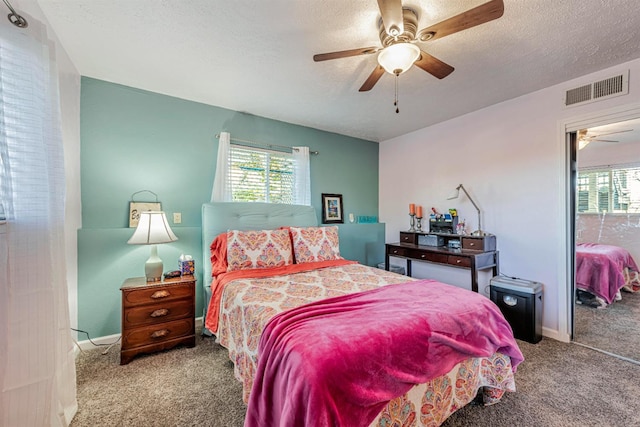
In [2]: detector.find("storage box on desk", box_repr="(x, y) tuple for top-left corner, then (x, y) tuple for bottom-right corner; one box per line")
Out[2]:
(418, 234), (444, 247)
(490, 276), (543, 344)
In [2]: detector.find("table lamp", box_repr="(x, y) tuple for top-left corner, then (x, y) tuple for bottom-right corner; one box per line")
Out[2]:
(128, 211), (178, 281)
(447, 184), (485, 236)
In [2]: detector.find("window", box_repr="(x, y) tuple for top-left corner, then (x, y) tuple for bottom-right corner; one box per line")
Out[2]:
(228, 145), (295, 203)
(577, 165), (640, 213)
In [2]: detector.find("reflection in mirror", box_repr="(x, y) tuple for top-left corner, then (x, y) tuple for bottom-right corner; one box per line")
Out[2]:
(573, 117), (640, 363)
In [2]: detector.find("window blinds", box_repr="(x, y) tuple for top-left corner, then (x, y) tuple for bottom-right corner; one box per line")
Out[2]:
(228, 145), (295, 204)
(577, 165), (640, 213)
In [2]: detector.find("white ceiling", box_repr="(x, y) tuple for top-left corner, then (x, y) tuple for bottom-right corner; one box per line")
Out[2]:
(35, 0), (640, 142)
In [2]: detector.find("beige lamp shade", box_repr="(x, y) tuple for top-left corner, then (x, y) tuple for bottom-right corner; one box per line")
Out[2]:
(128, 211), (178, 281)
(127, 211), (178, 245)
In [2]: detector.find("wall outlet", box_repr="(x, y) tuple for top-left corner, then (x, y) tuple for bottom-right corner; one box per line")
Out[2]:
(173, 212), (182, 224)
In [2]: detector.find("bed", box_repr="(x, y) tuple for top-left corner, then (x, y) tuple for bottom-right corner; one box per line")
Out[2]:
(201, 202), (523, 426)
(576, 243), (640, 307)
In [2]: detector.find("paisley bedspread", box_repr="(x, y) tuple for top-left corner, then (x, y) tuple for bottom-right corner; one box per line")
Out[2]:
(215, 264), (520, 426)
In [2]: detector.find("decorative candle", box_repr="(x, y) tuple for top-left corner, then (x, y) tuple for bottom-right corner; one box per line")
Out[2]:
(416, 205), (423, 218)
(409, 204), (415, 215)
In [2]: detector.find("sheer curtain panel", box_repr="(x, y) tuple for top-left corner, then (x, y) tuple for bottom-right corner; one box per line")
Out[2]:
(211, 131), (231, 202)
(292, 146), (311, 205)
(0, 15), (78, 426)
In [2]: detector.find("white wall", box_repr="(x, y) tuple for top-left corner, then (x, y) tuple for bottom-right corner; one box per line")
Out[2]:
(380, 58), (640, 341)
(13, 1), (81, 330)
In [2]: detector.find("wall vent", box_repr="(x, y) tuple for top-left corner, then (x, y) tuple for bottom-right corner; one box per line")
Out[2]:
(564, 71), (629, 107)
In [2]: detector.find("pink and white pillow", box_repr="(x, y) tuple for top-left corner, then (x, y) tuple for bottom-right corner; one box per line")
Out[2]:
(226, 229), (293, 271)
(289, 226), (342, 263)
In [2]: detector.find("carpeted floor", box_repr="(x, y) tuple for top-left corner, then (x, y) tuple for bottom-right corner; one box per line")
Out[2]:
(574, 291), (640, 362)
(71, 331), (640, 427)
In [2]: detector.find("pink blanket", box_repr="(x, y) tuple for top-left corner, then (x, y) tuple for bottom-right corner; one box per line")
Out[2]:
(245, 280), (524, 427)
(576, 243), (639, 304)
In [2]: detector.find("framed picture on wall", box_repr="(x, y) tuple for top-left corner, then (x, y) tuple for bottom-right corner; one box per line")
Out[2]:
(129, 202), (161, 227)
(321, 193), (344, 224)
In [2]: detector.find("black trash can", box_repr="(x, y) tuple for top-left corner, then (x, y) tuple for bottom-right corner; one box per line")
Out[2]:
(490, 277), (543, 344)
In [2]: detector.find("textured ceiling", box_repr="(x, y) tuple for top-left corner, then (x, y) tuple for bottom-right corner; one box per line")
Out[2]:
(35, 0), (640, 142)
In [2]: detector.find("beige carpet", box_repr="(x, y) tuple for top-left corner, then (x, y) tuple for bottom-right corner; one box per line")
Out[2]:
(574, 291), (640, 362)
(71, 332), (640, 426)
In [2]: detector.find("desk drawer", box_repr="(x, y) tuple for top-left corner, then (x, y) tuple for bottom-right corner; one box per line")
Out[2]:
(388, 246), (408, 257)
(400, 232), (417, 244)
(410, 249), (447, 264)
(448, 255), (471, 268)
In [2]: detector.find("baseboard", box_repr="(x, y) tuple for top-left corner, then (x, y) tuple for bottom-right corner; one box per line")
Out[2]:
(74, 316), (205, 355)
(75, 333), (121, 352)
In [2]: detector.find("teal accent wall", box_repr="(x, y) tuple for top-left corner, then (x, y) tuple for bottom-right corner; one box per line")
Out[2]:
(78, 77), (384, 337)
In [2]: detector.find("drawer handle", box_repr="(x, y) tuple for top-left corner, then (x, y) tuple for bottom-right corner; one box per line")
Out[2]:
(150, 290), (170, 299)
(421, 254), (426, 259)
(469, 242), (475, 247)
(393, 250), (398, 254)
(150, 329), (170, 339)
(403, 237), (409, 241)
(456, 259), (462, 264)
(150, 308), (169, 318)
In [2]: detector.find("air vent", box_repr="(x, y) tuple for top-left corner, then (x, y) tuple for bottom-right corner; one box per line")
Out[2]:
(564, 71), (629, 107)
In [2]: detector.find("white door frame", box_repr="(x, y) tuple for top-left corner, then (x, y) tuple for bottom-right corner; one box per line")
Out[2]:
(558, 102), (640, 341)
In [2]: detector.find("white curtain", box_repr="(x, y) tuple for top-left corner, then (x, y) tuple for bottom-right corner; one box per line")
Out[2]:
(211, 131), (231, 202)
(292, 146), (311, 206)
(0, 15), (77, 426)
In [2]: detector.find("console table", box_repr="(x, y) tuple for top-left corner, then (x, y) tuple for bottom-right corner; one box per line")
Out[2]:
(385, 232), (499, 293)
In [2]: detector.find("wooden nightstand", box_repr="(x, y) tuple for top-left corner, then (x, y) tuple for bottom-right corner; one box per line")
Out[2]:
(120, 275), (196, 365)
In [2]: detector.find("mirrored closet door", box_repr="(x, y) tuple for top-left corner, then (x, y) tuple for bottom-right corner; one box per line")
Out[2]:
(573, 117), (640, 362)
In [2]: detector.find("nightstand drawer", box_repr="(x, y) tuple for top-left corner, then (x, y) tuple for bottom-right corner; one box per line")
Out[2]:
(124, 299), (193, 327)
(122, 317), (194, 349)
(448, 255), (471, 268)
(123, 282), (193, 308)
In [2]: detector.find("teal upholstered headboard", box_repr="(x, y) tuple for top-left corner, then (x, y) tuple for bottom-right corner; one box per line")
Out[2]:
(200, 202), (318, 335)
(201, 202), (318, 290)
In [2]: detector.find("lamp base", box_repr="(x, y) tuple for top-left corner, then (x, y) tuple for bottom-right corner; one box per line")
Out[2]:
(145, 245), (163, 282)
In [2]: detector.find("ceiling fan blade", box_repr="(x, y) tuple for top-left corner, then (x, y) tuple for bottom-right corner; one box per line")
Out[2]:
(417, 0), (504, 42)
(359, 65), (385, 92)
(414, 51), (454, 79)
(313, 47), (380, 62)
(589, 129), (633, 138)
(377, 0), (404, 36)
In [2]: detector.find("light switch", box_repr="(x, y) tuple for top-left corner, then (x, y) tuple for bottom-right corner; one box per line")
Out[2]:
(173, 212), (182, 224)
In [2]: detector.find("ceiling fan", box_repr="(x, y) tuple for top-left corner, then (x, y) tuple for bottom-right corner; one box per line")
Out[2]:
(577, 129), (634, 150)
(313, 0), (505, 94)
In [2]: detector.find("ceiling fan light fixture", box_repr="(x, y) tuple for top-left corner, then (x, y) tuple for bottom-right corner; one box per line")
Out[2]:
(578, 138), (590, 150)
(377, 43), (420, 75)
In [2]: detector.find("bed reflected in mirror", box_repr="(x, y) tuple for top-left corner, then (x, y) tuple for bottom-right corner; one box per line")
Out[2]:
(573, 117), (640, 363)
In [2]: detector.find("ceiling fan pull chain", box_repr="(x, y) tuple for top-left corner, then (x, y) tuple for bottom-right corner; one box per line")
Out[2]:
(394, 72), (399, 114)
